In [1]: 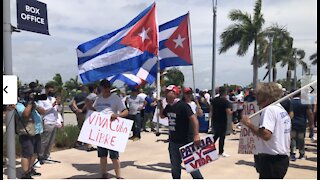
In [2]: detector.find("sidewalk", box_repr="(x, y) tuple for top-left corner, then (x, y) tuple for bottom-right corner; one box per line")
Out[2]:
(3, 127), (317, 179)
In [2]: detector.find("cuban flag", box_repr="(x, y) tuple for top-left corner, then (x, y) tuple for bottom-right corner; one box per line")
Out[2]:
(111, 13), (192, 87)
(76, 3), (158, 84)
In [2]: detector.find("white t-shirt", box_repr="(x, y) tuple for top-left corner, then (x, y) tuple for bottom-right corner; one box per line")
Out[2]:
(38, 96), (59, 125)
(187, 101), (197, 114)
(93, 94), (126, 115)
(256, 103), (291, 156)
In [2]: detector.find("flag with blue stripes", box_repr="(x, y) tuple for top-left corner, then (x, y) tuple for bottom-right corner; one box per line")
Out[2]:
(76, 3), (158, 84)
(111, 13), (192, 87)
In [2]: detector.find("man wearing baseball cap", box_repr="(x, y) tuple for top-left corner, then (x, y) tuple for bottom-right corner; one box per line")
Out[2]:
(159, 85), (203, 179)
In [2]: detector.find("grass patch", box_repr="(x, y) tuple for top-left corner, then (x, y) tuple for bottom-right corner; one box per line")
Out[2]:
(55, 125), (80, 148)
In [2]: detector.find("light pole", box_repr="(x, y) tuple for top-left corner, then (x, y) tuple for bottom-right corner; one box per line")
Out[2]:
(293, 53), (297, 89)
(211, 0), (217, 97)
(268, 35), (273, 82)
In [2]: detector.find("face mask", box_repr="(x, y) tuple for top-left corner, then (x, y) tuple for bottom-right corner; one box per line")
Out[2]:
(48, 91), (55, 97)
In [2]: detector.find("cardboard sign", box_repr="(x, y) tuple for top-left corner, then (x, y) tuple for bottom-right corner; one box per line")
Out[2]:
(78, 111), (133, 152)
(179, 135), (219, 173)
(152, 108), (169, 126)
(238, 101), (260, 154)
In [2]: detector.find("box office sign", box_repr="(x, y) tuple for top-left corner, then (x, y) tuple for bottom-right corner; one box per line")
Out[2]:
(17, 0), (49, 35)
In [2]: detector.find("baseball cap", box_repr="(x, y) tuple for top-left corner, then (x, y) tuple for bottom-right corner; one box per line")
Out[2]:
(166, 85), (180, 95)
(184, 87), (193, 94)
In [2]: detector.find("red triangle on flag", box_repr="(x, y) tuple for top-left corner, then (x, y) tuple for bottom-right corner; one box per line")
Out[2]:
(120, 4), (158, 55)
(164, 15), (191, 64)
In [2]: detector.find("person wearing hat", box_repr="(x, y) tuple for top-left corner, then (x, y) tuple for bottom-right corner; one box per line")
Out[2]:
(86, 79), (128, 179)
(159, 85), (203, 179)
(183, 87), (203, 117)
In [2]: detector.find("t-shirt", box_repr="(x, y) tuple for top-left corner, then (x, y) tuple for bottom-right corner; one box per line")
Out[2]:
(187, 101), (197, 114)
(145, 96), (156, 113)
(74, 92), (88, 109)
(256, 104), (291, 156)
(16, 102), (43, 135)
(126, 95), (145, 115)
(93, 94), (126, 115)
(291, 97), (309, 131)
(163, 100), (194, 144)
(211, 97), (232, 130)
(38, 96), (59, 125)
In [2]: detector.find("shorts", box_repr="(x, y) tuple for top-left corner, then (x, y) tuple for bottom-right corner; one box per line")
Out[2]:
(97, 147), (119, 159)
(19, 134), (41, 158)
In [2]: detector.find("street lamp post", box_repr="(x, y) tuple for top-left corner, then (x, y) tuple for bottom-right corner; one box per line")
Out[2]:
(293, 53), (297, 89)
(211, 0), (217, 97)
(268, 35), (273, 82)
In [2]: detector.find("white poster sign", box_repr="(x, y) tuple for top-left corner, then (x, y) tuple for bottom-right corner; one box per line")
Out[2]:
(78, 111), (133, 152)
(152, 108), (168, 126)
(179, 135), (219, 173)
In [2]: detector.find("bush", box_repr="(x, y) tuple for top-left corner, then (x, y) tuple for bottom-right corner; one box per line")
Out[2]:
(55, 125), (80, 148)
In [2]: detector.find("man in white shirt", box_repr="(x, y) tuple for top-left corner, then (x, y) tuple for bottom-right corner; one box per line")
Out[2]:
(241, 83), (291, 179)
(37, 84), (60, 164)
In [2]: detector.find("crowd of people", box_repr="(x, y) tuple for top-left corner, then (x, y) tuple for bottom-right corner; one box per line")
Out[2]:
(5, 80), (317, 179)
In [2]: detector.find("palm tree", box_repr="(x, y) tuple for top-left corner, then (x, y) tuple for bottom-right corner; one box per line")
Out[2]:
(219, 0), (265, 89)
(280, 47), (307, 90)
(309, 52), (317, 65)
(259, 24), (292, 82)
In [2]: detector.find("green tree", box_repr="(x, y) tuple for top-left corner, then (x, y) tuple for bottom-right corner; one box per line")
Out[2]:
(280, 48), (307, 90)
(163, 68), (184, 87)
(259, 24), (292, 82)
(219, 0), (265, 89)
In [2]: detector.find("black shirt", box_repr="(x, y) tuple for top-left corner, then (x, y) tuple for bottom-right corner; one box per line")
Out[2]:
(211, 96), (232, 130)
(74, 92), (88, 109)
(163, 100), (194, 144)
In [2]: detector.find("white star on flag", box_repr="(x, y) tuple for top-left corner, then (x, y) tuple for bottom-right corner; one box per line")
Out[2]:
(139, 27), (150, 43)
(173, 34), (186, 48)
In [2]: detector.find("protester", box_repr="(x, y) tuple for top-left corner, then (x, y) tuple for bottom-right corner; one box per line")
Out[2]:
(159, 85), (203, 179)
(183, 87), (203, 117)
(290, 91), (314, 161)
(82, 83), (98, 152)
(138, 88), (147, 132)
(126, 88), (145, 141)
(210, 86), (233, 157)
(86, 79), (128, 179)
(142, 90), (157, 132)
(70, 85), (88, 139)
(15, 83), (44, 178)
(241, 82), (291, 179)
(37, 83), (60, 165)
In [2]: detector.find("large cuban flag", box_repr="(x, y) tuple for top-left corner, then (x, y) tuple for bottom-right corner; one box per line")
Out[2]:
(110, 13), (192, 87)
(76, 3), (158, 84)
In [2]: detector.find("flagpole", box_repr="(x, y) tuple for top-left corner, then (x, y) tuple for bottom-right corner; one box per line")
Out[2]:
(156, 56), (161, 136)
(249, 80), (317, 119)
(187, 12), (196, 91)
(211, 0), (217, 97)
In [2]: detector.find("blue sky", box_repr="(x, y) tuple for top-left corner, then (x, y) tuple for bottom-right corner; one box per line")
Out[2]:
(9, 0), (317, 90)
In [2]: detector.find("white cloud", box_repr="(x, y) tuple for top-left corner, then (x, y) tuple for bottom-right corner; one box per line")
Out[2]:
(7, 0), (317, 90)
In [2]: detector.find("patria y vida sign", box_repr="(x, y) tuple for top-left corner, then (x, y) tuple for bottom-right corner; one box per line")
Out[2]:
(16, 0), (49, 35)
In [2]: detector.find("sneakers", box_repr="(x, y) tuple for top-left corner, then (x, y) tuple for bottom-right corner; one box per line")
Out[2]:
(298, 154), (306, 160)
(34, 161), (41, 168)
(290, 154), (296, 161)
(21, 173), (33, 179)
(101, 173), (108, 179)
(132, 137), (141, 141)
(219, 153), (230, 157)
(86, 147), (97, 152)
(30, 168), (41, 176)
(143, 129), (150, 132)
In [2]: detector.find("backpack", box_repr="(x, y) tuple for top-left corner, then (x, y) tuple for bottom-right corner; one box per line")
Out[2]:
(14, 109), (36, 136)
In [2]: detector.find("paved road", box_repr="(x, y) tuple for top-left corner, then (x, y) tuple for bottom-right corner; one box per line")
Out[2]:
(3, 113), (317, 179)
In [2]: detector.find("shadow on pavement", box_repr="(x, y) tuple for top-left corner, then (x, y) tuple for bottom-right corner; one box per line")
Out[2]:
(235, 160), (255, 167)
(133, 162), (171, 173)
(289, 163), (317, 171)
(67, 161), (135, 179)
